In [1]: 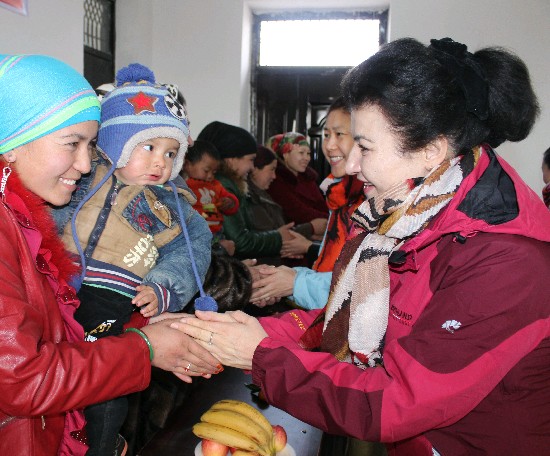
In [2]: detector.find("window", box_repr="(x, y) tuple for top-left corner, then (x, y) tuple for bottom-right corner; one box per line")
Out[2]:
(259, 18), (381, 67)
(83, 0), (115, 89)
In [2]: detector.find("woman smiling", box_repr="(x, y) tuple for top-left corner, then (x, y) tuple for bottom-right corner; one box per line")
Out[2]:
(176, 37), (550, 455)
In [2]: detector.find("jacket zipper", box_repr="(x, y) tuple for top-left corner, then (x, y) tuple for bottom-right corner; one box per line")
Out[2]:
(111, 180), (122, 206)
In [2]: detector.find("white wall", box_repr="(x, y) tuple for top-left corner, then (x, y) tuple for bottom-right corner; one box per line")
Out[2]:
(0, 0), (84, 71)
(389, 0), (550, 195)
(115, 0), (550, 193)
(115, 0), (249, 138)
(1, 0), (549, 192)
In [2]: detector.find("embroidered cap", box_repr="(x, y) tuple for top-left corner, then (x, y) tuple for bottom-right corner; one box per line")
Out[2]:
(97, 63), (189, 180)
(266, 132), (309, 157)
(0, 54), (100, 154)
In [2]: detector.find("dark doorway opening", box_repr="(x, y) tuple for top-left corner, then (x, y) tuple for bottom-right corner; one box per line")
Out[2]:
(83, 0), (115, 89)
(251, 10), (388, 182)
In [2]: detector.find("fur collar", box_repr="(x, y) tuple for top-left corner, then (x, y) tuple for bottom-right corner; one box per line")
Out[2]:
(6, 169), (80, 283)
(217, 161), (249, 195)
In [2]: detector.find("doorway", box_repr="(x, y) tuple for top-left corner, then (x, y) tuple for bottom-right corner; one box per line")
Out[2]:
(250, 10), (388, 181)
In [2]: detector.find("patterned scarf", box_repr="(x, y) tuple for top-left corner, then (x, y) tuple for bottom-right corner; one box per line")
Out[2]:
(300, 147), (481, 367)
(313, 174), (365, 272)
(543, 182), (550, 209)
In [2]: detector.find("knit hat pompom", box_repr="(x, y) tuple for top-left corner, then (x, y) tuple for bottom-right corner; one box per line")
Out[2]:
(267, 132), (309, 157)
(97, 62), (189, 180)
(116, 63), (155, 86)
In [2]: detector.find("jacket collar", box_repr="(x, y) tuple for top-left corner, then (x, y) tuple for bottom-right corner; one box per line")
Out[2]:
(400, 145), (550, 255)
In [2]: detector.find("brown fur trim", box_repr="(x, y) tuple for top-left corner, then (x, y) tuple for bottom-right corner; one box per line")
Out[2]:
(218, 161), (248, 195)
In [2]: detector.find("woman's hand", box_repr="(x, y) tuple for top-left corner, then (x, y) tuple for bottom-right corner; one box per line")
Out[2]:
(148, 311), (194, 324)
(170, 310), (268, 371)
(277, 222), (296, 241)
(250, 265), (296, 304)
(141, 319), (222, 382)
(309, 217), (328, 236)
(281, 230), (311, 258)
(246, 262), (284, 307)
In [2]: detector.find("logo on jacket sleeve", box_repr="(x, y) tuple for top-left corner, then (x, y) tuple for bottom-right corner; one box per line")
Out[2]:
(442, 319), (461, 333)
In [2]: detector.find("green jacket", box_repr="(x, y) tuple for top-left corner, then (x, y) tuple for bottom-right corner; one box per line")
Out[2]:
(217, 174), (282, 259)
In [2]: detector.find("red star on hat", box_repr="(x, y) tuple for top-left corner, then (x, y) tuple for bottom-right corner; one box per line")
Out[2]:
(127, 92), (158, 114)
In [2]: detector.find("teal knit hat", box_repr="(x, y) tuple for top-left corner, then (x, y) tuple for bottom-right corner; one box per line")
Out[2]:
(0, 54), (100, 154)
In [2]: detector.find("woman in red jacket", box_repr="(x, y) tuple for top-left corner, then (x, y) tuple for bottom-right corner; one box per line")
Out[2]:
(176, 38), (550, 456)
(0, 54), (219, 456)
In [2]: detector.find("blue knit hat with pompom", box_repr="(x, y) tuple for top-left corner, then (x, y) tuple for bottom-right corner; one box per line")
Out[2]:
(97, 63), (189, 180)
(71, 63), (217, 311)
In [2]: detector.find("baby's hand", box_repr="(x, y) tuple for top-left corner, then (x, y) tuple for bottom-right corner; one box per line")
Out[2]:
(218, 196), (235, 212)
(133, 285), (159, 318)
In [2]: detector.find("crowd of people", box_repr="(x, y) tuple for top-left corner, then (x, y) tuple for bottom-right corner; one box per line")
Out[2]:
(1, 34), (550, 456)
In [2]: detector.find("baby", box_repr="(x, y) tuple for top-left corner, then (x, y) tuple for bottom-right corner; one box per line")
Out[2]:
(183, 139), (238, 255)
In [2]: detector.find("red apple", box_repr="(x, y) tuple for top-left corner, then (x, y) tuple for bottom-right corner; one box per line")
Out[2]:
(201, 438), (229, 456)
(272, 425), (287, 452)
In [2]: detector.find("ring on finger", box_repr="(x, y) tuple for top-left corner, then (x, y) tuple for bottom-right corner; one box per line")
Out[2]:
(184, 362), (191, 372)
(208, 331), (214, 345)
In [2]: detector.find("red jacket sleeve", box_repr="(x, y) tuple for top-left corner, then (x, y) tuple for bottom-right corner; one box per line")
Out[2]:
(215, 180), (239, 216)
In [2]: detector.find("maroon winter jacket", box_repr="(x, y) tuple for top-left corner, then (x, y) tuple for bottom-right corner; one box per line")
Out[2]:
(253, 147), (550, 455)
(267, 162), (328, 224)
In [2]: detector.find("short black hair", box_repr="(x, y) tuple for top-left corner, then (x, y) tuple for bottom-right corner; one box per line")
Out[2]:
(327, 96), (350, 116)
(254, 145), (277, 169)
(186, 139), (221, 163)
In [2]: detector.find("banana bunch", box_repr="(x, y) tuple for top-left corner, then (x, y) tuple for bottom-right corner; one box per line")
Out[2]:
(193, 399), (276, 456)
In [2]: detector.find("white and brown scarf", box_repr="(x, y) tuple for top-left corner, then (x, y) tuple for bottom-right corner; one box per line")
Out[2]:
(300, 147), (481, 367)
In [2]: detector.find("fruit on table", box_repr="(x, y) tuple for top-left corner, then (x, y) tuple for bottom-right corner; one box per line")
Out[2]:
(272, 425), (287, 452)
(193, 400), (279, 456)
(201, 438), (230, 456)
(210, 399), (274, 441)
(200, 408), (273, 450)
(231, 450), (260, 456)
(193, 422), (268, 455)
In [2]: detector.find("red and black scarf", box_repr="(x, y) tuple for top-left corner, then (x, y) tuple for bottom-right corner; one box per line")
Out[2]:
(313, 174), (365, 272)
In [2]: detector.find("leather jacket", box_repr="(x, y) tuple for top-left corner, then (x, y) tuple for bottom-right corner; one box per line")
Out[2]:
(217, 174), (283, 259)
(0, 174), (151, 455)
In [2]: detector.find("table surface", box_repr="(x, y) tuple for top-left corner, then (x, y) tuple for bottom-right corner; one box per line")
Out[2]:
(138, 367), (322, 455)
